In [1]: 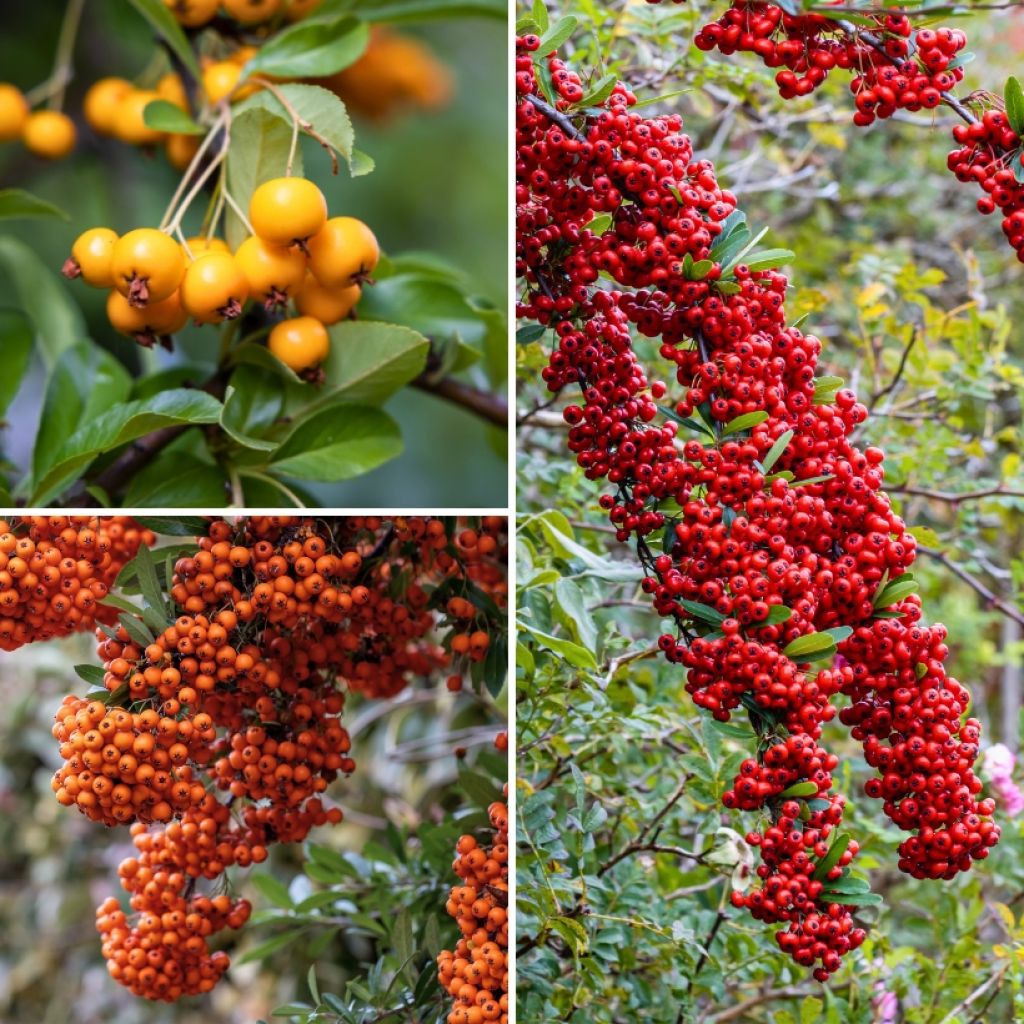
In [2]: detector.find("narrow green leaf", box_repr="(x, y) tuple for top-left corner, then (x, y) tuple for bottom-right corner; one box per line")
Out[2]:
(538, 15), (577, 53)
(722, 410), (768, 436)
(244, 16), (369, 79)
(143, 99), (204, 135)
(126, 0), (202, 81)
(760, 429), (793, 473)
(1005, 75), (1024, 137)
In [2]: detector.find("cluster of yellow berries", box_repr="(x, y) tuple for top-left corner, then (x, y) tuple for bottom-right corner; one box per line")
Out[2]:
(0, 84), (76, 159)
(164, 0), (321, 28)
(82, 48), (259, 170)
(62, 176), (379, 373)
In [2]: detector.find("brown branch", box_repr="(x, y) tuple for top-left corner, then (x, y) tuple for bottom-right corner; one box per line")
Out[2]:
(889, 484), (1024, 503)
(918, 545), (1024, 627)
(413, 374), (508, 428)
(523, 93), (587, 141)
(705, 986), (826, 1023)
(598, 776), (691, 876)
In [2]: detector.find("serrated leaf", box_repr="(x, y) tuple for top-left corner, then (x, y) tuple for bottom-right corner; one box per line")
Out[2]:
(580, 73), (616, 108)
(244, 16), (369, 79)
(782, 631), (836, 660)
(812, 832), (851, 881)
(780, 781), (819, 798)
(680, 599), (726, 626)
(75, 664), (108, 688)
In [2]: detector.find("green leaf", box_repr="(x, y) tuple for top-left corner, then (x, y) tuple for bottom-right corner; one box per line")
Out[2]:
(753, 605), (792, 627)
(143, 99), (204, 135)
(0, 236), (85, 369)
(131, 516), (209, 537)
(680, 599), (726, 626)
(32, 389), (223, 505)
(126, 0), (202, 81)
(825, 890), (883, 907)
(0, 310), (33, 417)
(251, 873), (294, 910)
(269, 403), (402, 481)
(244, 16), (369, 79)
(316, 320), (429, 406)
(722, 410), (768, 436)
(118, 612), (155, 649)
(760, 430), (793, 473)
(235, 83), (366, 179)
(821, 873), (871, 896)
(0, 188), (69, 222)
(225, 108), (302, 251)
(1006, 76), (1024, 138)
(132, 545), (167, 624)
(357, 272), (502, 384)
(531, 0), (548, 32)
(780, 781), (819, 798)
(75, 664), (107, 688)
(32, 341), (132, 486)
(220, 367), (284, 452)
(538, 15), (577, 53)
(812, 376), (844, 405)
(741, 248), (795, 272)
(782, 631), (837, 660)
(812, 832), (851, 881)
(579, 73), (617, 108)
(873, 571), (917, 609)
(519, 621), (598, 670)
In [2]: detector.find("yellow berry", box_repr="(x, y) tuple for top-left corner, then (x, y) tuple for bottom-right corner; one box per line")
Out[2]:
(65, 228), (119, 287)
(111, 229), (185, 307)
(234, 234), (307, 309)
(307, 216), (379, 288)
(0, 84), (28, 141)
(83, 77), (134, 136)
(268, 316), (330, 371)
(180, 251), (249, 323)
(22, 111), (76, 159)
(249, 177), (328, 248)
(295, 273), (360, 325)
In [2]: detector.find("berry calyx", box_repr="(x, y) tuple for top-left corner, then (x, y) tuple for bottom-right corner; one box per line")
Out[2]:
(234, 234), (307, 310)
(307, 215), (380, 287)
(179, 251), (249, 323)
(111, 229), (186, 308)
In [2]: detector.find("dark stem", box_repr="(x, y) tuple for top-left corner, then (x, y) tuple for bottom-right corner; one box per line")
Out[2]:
(413, 373), (508, 429)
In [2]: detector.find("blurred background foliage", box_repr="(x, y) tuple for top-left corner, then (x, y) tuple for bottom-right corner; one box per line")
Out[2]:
(0, 0), (507, 506)
(517, 0), (1024, 1020)
(0, 531), (507, 1024)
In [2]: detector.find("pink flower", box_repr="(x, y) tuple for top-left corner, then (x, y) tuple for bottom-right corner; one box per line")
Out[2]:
(982, 743), (1024, 817)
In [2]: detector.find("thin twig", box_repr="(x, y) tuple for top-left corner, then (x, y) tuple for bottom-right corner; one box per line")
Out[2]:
(918, 546), (1024, 627)
(412, 373), (508, 428)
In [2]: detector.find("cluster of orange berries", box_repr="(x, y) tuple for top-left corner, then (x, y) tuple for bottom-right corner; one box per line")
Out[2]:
(96, 814), (252, 1001)
(45, 515), (507, 1001)
(52, 696), (211, 826)
(0, 83), (76, 159)
(318, 27), (454, 122)
(62, 178), (379, 372)
(438, 794), (510, 1024)
(0, 516), (153, 652)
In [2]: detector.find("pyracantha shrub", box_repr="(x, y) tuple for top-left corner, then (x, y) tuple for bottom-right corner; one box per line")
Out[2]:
(515, 37), (999, 981)
(43, 514), (508, 1001)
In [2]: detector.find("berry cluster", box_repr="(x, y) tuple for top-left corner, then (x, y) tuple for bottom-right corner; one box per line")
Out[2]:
(62, 178), (379, 372)
(949, 110), (1024, 263)
(42, 515), (507, 1000)
(315, 27), (454, 122)
(164, 0), (320, 28)
(516, 41), (999, 979)
(437, 793), (509, 1024)
(0, 82), (76, 159)
(0, 516), (153, 652)
(692, 4), (966, 125)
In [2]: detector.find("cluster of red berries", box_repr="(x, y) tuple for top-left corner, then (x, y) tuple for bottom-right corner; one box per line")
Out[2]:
(437, 792), (509, 1024)
(691, 3), (965, 124)
(949, 109), (1024, 264)
(42, 515), (507, 1000)
(516, 40), (999, 978)
(0, 516), (154, 651)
